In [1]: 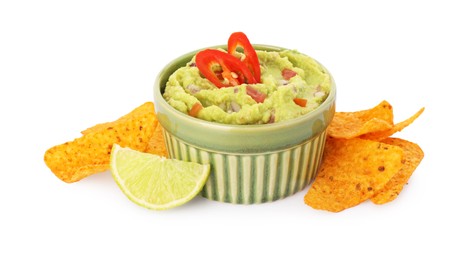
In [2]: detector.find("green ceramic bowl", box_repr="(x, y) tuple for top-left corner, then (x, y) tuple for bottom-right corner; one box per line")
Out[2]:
(153, 45), (336, 204)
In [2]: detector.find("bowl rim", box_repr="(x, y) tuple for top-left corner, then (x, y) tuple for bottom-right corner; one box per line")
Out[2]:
(154, 44), (336, 131)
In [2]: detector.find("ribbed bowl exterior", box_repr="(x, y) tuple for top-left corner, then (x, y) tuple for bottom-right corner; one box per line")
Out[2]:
(163, 130), (327, 204)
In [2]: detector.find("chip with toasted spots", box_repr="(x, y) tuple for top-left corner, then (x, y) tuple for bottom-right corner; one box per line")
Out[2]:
(304, 137), (403, 212)
(371, 138), (424, 204)
(44, 102), (158, 183)
(306, 100), (425, 212)
(327, 100), (394, 139)
(144, 124), (168, 157)
(360, 107), (425, 141)
(80, 102), (156, 135)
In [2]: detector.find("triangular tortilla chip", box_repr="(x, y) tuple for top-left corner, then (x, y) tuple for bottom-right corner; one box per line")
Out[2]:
(327, 100), (394, 139)
(305, 137), (403, 212)
(44, 102), (158, 183)
(371, 138), (424, 204)
(360, 107), (424, 141)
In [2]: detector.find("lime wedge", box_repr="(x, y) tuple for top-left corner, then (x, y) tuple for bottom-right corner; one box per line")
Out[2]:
(110, 144), (210, 210)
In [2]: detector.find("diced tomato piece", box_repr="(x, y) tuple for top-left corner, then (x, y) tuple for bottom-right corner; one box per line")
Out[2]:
(282, 68), (297, 80)
(246, 86), (267, 103)
(189, 102), (203, 117)
(293, 98), (307, 107)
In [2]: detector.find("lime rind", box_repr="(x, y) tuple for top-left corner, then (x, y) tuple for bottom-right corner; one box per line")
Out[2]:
(110, 144), (210, 210)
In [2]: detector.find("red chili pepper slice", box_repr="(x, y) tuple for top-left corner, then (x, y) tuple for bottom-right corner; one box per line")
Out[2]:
(228, 32), (261, 83)
(293, 97), (307, 107)
(196, 49), (257, 88)
(246, 86), (267, 103)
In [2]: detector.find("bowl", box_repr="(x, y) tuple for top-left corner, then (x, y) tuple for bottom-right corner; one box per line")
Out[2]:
(153, 44), (336, 204)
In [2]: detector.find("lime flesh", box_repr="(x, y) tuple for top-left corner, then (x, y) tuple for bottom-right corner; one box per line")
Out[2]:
(110, 144), (210, 210)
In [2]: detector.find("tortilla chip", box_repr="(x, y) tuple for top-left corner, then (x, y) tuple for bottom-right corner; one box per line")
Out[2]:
(304, 137), (403, 212)
(44, 102), (158, 183)
(371, 138), (424, 204)
(327, 100), (394, 139)
(145, 124), (168, 157)
(80, 102), (156, 135)
(360, 107), (424, 141)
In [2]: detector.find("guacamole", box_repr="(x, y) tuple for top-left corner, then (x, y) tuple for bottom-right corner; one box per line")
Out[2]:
(163, 49), (331, 125)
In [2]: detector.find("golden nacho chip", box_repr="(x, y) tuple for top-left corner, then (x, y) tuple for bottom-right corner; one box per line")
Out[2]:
(44, 102), (158, 183)
(371, 138), (424, 204)
(144, 124), (168, 157)
(327, 100), (394, 139)
(80, 102), (156, 135)
(304, 137), (403, 212)
(360, 107), (425, 141)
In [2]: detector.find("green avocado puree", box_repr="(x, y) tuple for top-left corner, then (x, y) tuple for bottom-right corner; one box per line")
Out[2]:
(164, 49), (331, 125)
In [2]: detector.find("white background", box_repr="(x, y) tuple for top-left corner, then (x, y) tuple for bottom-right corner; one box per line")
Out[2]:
(1, 0), (475, 259)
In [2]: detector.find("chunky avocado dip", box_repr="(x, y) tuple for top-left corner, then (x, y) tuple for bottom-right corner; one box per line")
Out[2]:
(163, 49), (331, 125)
